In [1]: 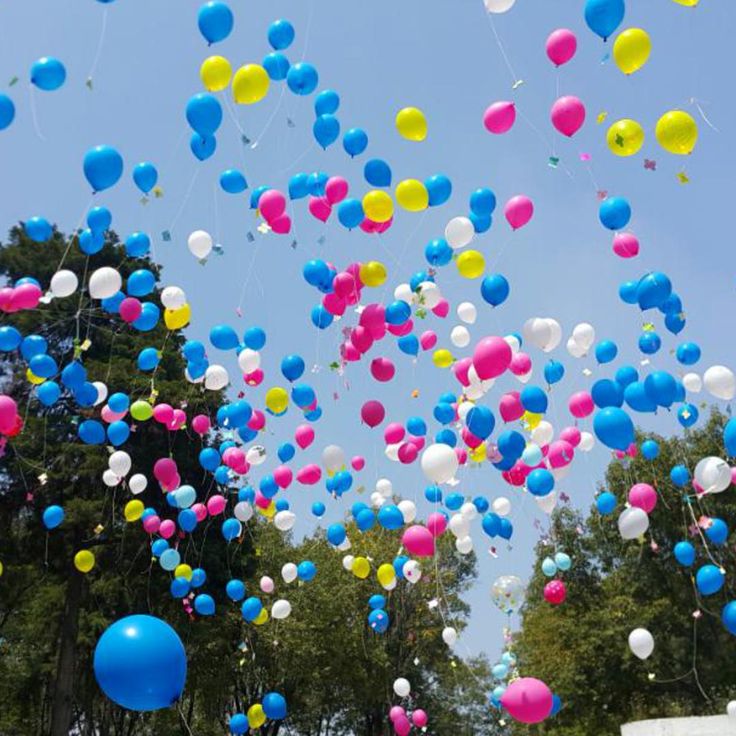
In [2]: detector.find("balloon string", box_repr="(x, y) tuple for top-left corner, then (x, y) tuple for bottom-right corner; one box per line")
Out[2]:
(691, 99), (719, 133)
(86, 7), (109, 86)
(220, 90), (247, 138)
(167, 169), (200, 235)
(485, 12), (519, 86)
(28, 85), (46, 142)
(299, 0), (315, 63)
(56, 195), (96, 272)
(250, 86), (286, 150)
(177, 703), (195, 736)
(275, 141), (316, 176)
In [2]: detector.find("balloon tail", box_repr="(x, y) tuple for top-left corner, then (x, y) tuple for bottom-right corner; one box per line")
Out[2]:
(692, 99), (719, 133)
(28, 86), (46, 142)
(86, 7), (109, 89)
(485, 12), (520, 87)
(250, 86), (286, 150)
(177, 703), (195, 736)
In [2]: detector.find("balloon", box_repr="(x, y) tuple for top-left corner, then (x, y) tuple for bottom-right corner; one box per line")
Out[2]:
(31, 57), (66, 91)
(504, 195), (534, 230)
(599, 197), (631, 230)
(402, 525), (435, 557)
(628, 483), (657, 514)
(395, 107), (427, 141)
(343, 128), (368, 157)
(483, 101), (516, 134)
(696, 564), (725, 596)
(546, 29), (577, 66)
(393, 677), (411, 697)
(89, 267), (122, 299)
(655, 110), (698, 155)
(613, 28), (651, 75)
(550, 96), (586, 137)
(232, 65), (270, 104)
(0, 94), (15, 130)
(396, 179), (429, 212)
(628, 628), (654, 660)
(188, 230), (213, 260)
(445, 216), (474, 249)
(607, 119), (645, 156)
(198, 2), (234, 44)
(43, 505), (64, 530)
(473, 336), (512, 379)
(247, 704), (266, 729)
(263, 52), (289, 81)
(694, 456), (731, 494)
(594, 407), (634, 450)
(190, 133), (216, 161)
(313, 114), (340, 149)
(286, 62), (318, 95)
(74, 550), (95, 573)
(133, 162), (158, 195)
(425, 174), (452, 206)
(618, 507), (649, 540)
(491, 575), (525, 614)
(263, 692), (287, 720)
(584, 0), (625, 41)
(364, 158), (392, 187)
(485, 0), (516, 12)
(481, 274), (510, 307)
(704, 366), (736, 400)
(83, 145), (123, 192)
(362, 190), (394, 223)
(456, 250), (485, 279)
(200, 55), (232, 91)
(268, 19), (295, 50)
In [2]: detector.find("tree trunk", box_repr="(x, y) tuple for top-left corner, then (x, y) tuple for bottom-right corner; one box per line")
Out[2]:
(49, 570), (83, 736)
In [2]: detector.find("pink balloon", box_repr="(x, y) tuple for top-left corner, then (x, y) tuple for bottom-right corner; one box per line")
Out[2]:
(500, 677), (553, 725)
(0, 395), (18, 433)
(509, 351), (532, 376)
(207, 495), (226, 516)
(119, 297), (142, 324)
(453, 357), (472, 387)
(259, 189), (286, 222)
(550, 95), (586, 138)
(360, 303), (386, 339)
(260, 575), (275, 593)
(248, 409), (265, 431)
(412, 710), (428, 728)
(153, 403), (174, 425)
(504, 195), (534, 230)
(296, 463), (322, 485)
(548, 440), (574, 468)
(323, 292), (346, 317)
(559, 426), (581, 447)
(402, 525), (436, 556)
(0, 287), (14, 312)
(162, 472), (181, 492)
(398, 442), (418, 464)
(351, 325), (374, 354)
(325, 176), (349, 204)
(333, 271), (357, 299)
(389, 706), (406, 723)
(629, 482), (657, 513)
(473, 336), (512, 380)
(432, 299), (449, 318)
(159, 519), (176, 539)
(420, 331), (437, 351)
(295, 424), (315, 449)
(351, 455), (365, 471)
(270, 214), (292, 235)
(499, 391), (524, 422)
(192, 503), (207, 522)
(455, 447), (468, 465)
(142, 515), (160, 534)
(153, 457), (178, 483)
(427, 512), (448, 538)
(546, 28), (577, 66)
(384, 422), (405, 445)
(613, 232), (640, 259)
(309, 196), (332, 223)
(254, 490), (271, 509)
(11, 283), (42, 311)
(341, 342), (361, 362)
(169, 409), (186, 430)
(274, 465), (293, 489)
(408, 436), (425, 452)
(192, 414), (211, 435)
(101, 406), (126, 423)
(361, 400), (386, 428)
(394, 716), (411, 736)
(244, 369), (264, 386)
(483, 101), (516, 134)
(462, 427), (483, 449)
(544, 579), (567, 605)
(371, 357), (395, 382)
(223, 447), (245, 469)
(568, 391), (594, 418)
(387, 319), (413, 337)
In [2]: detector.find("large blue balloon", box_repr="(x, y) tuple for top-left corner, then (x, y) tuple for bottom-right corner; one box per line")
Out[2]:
(520, 386), (547, 414)
(591, 379), (624, 408)
(593, 407), (634, 450)
(425, 238), (453, 267)
(287, 63), (318, 95)
(467, 406), (495, 440)
(93, 615), (187, 711)
(125, 232), (150, 258)
(127, 269), (156, 297)
(24, 217), (52, 243)
(0, 93), (15, 130)
(343, 128), (368, 157)
(599, 196), (631, 230)
(198, 1), (234, 44)
(210, 324), (239, 350)
(481, 273), (510, 307)
(644, 370), (677, 408)
(313, 114), (340, 149)
(186, 93), (222, 137)
(584, 0), (625, 41)
(268, 19), (295, 50)
(31, 57), (66, 91)
(637, 272), (672, 310)
(624, 381), (657, 413)
(83, 145), (123, 192)
(133, 162), (158, 194)
(364, 158), (392, 187)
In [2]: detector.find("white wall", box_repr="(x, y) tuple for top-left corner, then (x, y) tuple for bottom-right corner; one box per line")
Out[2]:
(622, 716), (736, 736)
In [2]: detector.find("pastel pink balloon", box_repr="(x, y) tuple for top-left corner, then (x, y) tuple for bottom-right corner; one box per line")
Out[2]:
(453, 357), (473, 387)
(274, 465), (293, 489)
(101, 406), (126, 423)
(486, 444), (503, 463)
(142, 515), (160, 534)
(159, 519), (176, 539)
(295, 424), (315, 449)
(551, 95), (586, 138)
(308, 196), (332, 223)
(223, 447), (245, 469)
(559, 426), (581, 447)
(546, 28), (577, 66)
(352, 455), (365, 471)
(613, 232), (640, 259)
(11, 283), (42, 311)
(394, 716), (411, 736)
(412, 709), (428, 728)
(248, 409), (265, 431)
(371, 357), (395, 382)
(398, 442), (419, 464)
(628, 482), (657, 513)
(297, 463), (322, 485)
(389, 706), (406, 723)
(325, 176), (349, 204)
(260, 575), (275, 593)
(384, 422), (405, 445)
(0, 395), (18, 433)
(387, 319), (413, 337)
(432, 299), (450, 318)
(544, 579), (567, 605)
(473, 336), (512, 380)
(232, 460), (250, 476)
(509, 351), (532, 376)
(504, 195), (534, 230)
(323, 292), (346, 316)
(207, 494), (226, 516)
(499, 391), (524, 422)
(153, 457), (178, 483)
(259, 189), (286, 221)
(402, 524), (436, 556)
(244, 369), (264, 386)
(153, 403), (174, 425)
(483, 101), (516, 134)
(568, 391), (594, 418)
(192, 503), (208, 521)
(192, 414), (211, 435)
(420, 331), (437, 351)
(427, 512), (448, 538)
(270, 214), (292, 235)
(500, 677), (553, 725)
(361, 400), (385, 428)
(119, 297), (142, 324)
(548, 440), (574, 468)
(351, 325), (374, 354)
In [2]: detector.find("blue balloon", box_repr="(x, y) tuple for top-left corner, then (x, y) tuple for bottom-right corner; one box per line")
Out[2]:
(670, 464), (690, 487)
(75, 382), (98, 408)
(594, 407), (634, 450)
(230, 714), (248, 734)
(696, 564), (725, 596)
(596, 492), (617, 515)
(241, 597), (263, 622)
(676, 342), (700, 366)
(291, 383), (315, 408)
(43, 505), (64, 530)
(327, 524), (346, 546)
(343, 128), (368, 157)
(364, 158), (392, 187)
(194, 594), (215, 616)
(250, 185), (269, 209)
(0, 93), (15, 130)
(132, 303), (160, 332)
(288, 172), (309, 200)
(641, 439), (659, 460)
(498, 430), (525, 460)
(445, 493), (463, 511)
(303, 259), (330, 289)
(108, 393), (129, 413)
(263, 52), (290, 81)
(314, 89), (340, 116)
(722, 601), (736, 635)
(425, 238), (453, 267)
(591, 379), (624, 408)
(60, 359), (85, 389)
(499, 518), (514, 540)
(520, 386), (547, 414)
(30, 353), (57, 378)
(79, 419), (105, 445)
(481, 274), (509, 307)
(278, 442), (295, 463)
(190, 133), (217, 161)
(398, 334), (419, 357)
(133, 162), (158, 194)
(281, 354), (305, 381)
(425, 174), (452, 206)
(127, 269), (155, 297)
(619, 280), (639, 304)
(469, 212), (492, 234)
(595, 340), (618, 364)
(307, 172), (329, 197)
(584, 0), (625, 41)
(368, 594), (386, 611)
(638, 331), (661, 355)
(83, 145), (124, 192)
(186, 93), (222, 137)
(31, 57), (66, 91)
(93, 615), (186, 711)
(724, 418), (736, 456)
(222, 518), (242, 541)
(623, 381), (655, 411)
(665, 312), (686, 335)
(37, 380), (61, 406)
(107, 421), (130, 447)
(470, 188), (497, 216)
(0, 326), (22, 351)
(311, 501), (326, 517)
(171, 578), (191, 598)
(544, 360), (565, 385)
(368, 608), (389, 633)
(268, 19), (295, 50)
(678, 403), (699, 428)
(674, 541), (696, 567)
(660, 293), (683, 315)
(243, 326), (266, 350)
(125, 232), (150, 258)
(407, 416), (427, 436)
(210, 324), (239, 350)
(313, 114), (340, 149)
(337, 198), (364, 229)
(287, 62), (318, 95)
(599, 196), (631, 230)
(551, 695), (562, 717)
(637, 272), (672, 311)
(79, 228), (105, 255)
(262, 692), (287, 720)
(527, 469), (554, 497)
(88, 206), (112, 233)
(706, 518), (728, 546)
(198, 1), (234, 44)
(220, 169), (248, 194)
(385, 300), (411, 326)
(297, 560), (316, 582)
(226, 579), (246, 602)
(311, 305), (333, 329)
(24, 217), (52, 243)
(644, 370), (677, 408)
(378, 505), (404, 530)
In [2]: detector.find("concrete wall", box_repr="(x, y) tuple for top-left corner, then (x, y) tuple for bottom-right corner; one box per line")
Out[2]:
(621, 716), (735, 736)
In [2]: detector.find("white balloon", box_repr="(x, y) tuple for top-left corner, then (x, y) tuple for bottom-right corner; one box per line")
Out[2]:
(566, 336), (586, 359)
(485, 0), (516, 12)
(89, 267), (122, 299)
(370, 491), (386, 508)
(442, 626), (458, 646)
(449, 513), (470, 539)
(694, 456), (731, 494)
(523, 317), (561, 353)
(451, 325), (470, 348)
(445, 216), (474, 249)
(579, 431), (595, 452)
(457, 400), (474, 423)
(50, 270), (78, 298)
(129, 473), (148, 495)
(536, 491), (557, 514)
(188, 230), (213, 259)
(281, 562), (298, 583)
(160, 285), (186, 309)
(341, 555), (355, 572)
(618, 507), (650, 540)
(572, 322), (595, 352)
(531, 421), (554, 446)
(385, 443), (401, 462)
(204, 364), (229, 390)
(492, 497), (511, 517)
(465, 382), (484, 401)
(376, 478), (393, 497)
(394, 283), (415, 305)
(727, 701), (736, 721)
(628, 628), (654, 660)
(682, 372), (702, 393)
(393, 677), (411, 698)
(403, 559), (422, 584)
(92, 381), (108, 406)
(544, 319), (562, 353)
(704, 365), (736, 400)
(108, 450), (131, 477)
(322, 444), (346, 473)
(274, 510), (296, 531)
(504, 334), (521, 353)
(421, 443), (459, 484)
(456, 536), (473, 554)
(337, 538), (352, 551)
(272, 599), (292, 620)
(102, 468), (121, 487)
(246, 445), (267, 466)
(237, 348), (261, 374)
(398, 499), (417, 523)
(460, 502), (478, 521)
(457, 302), (477, 324)
(418, 281), (442, 309)
(234, 501), (254, 522)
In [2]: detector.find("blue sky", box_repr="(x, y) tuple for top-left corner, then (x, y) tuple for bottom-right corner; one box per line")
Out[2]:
(2, 0), (735, 662)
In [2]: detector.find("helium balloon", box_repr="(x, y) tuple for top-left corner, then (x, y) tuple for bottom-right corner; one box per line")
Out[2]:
(396, 179), (429, 212)
(655, 110), (698, 155)
(198, 1), (234, 44)
(491, 575), (524, 614)
(550, 96), (586, 137)
(396, 107), (427, 141)
(364, 159), (392, 187)
(343, 128), (368, 157)
(599, 197), (631, 230)
(504, 195), (533, 230)
(613, 28), (651, 75)
(628, 628), (654, 660)
(546, 29), (577, 66)
(268, 19), (295, 50)
(585, 0), (625, 41)
(31, 57), (66, 91)
(232, 65), (269, 104)
(607, 119), (645, 156)
(363, 191), (394, 223)
(286, 62), (318, 95)
(200, 55), (232, 91)
(485, 0), (516, 12)
(483, 101), (516, 134)
(83, 146), (123, 192)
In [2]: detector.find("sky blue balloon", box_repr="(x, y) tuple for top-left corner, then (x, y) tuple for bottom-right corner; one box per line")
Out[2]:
(198, 1), (234, 44)
(637, 272), (672, 310)
(665, 312), (686, 335)
(79, 419), (105, 444)
(291, 382), (315, 408)
(398, 334), (419, 357)
(297, 560), (316, 581)
(696, 564), (725, 596)
(311, 501), (326, 517)
(378, 504), (404, 530)
(60, 359), (85, 388)
(190, 133), (217, 161)
(678, 403), (699, 428)
(705, 518), (728, 546)
(313, 114), (340, 149)
(520, 386), (547, 414)
(24, 217), (52, 243)
(220, 168), (247, 194)
(30, 353), (57, 378)
(127, 269), (155, 297)
(281, 354), (305, 381)
(229, 714), (248, 734)
(94, 615), (186, 711)
(311, 305), (333, 329)
(308, 171), (329, 197)
(78, 228), (104, 255)
(199, 447), (220, 471)
(641, 439), (659, 460)
(263, 52), (290, 81)
(83, 145), (123, 192)
(584, 0), (625, 41)
(37, 380), (61, 406)
(107, 420), (130, 446)
(467, 406), (495, 440)
(638, 331), (661, 355)
(593, 407), (634, 450)
(287, 62), (318, 95)
(674, 541), (695, 567)
(132, 302), (160, 332)
(670, 464), (690, 487)
(343, 128), (368, 157)
(470, 188), (497, 216)
(288, 173), (309, 200)
(241, 597), (263, 622)
(624, 381), (656, 413)
(618, 279), (638, 304)
(170, 577), (190, 598)
(595, 340), (618, 364)
(263, 692), (287, 720)
(183, 340), (206, 362)
(314, 89), (340, 116)
(424, 174), (452, 206)
(551, 695), (562, 717)
(527, 468), (554, 497)
(210, 324), (239, 350)
(498, 430), (525, 460)
(226, 579), (246, 602)
(0, 94), (15, 130)
(337, 198), (364, 229)
(644, 370), (677, 407)
(480, 273), (509, 307)
(186, 93), (222, 137)
(125, 232), (150, 258)
(222, 518), (241, 542)
(303, 259), (330, 288)
(243, 326), (266, 350)
(364, 158), (391, 187)
(137, 347), (160, 371)
(43, 505), (64, 530)
(31, 57), (66, 91)
(424, 238), (452, 267)
(75, 382), (99, 408)
(250, 185), (269, 209)
(544, 360), (565, 385)
(596, 492), (617, 515)
(676, 342), (700, 366)
(268, 19), (295, 50)
(499, 518), (513, 540)
(407, 416), (427, 436)
(87, 206), (112, 233)
(0, 326), (21, 351)
(327, 523), (346, 546)
(724, 418), (736, 456)
(723, 601), (736, 636)
(194, 594), (215, 616)
(469, 211), (492, 234)
(591, 378), (624, 408)
(133, 162), (158, 194)
(599, 196), (631, 230)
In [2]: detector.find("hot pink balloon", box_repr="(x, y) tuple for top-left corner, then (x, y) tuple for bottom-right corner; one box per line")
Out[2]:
(420, 331), (437, 351)
(333, 271), (356, 299)
(325, 176), (349, 204)
(509, 351), (532, 376)
(153, 457), (177, 483)
(504, 195), (534, 230)
(408, 435), (425, 453)
(361, 400), (385, 428)
(309, 196), (332, 223)
(544, 579), (567, 605)
(402, 525), (436, 556)
(360, 303), (386, 338)
(613, 232), (640, 259)
(548, 440), (574, 468)
(119, 297), (142, 324)
(192, 414), (211, 435)
(270, 214), (292, 235)
(389, 706), (406, 723)
(462, 427), (483, 449)
(453, 357), (472, 387)
(483, 101), (516, 134)
(294, 424), (315, 449)
(559, 426), (581, 447)
(455, 447), (468, 465)
(432, 299), (449, 318)
(500, 677), (553, 725)
(393, 716), (411, 736)
(274, 465), (293, 489)
(568, 391), (594, 418)
(153, 403), (174, 425)
(244, 369), (263, 386)
(296, 463), (322, 485)
(371, 357), (395, 382)
(351, 325), (374, 354)
(629, 482), (657, 513)
(384, 422), (405, 445)
(254, 490), (271, 509)
(551, 95), (586, 137)
(426, 512), (448, 538)
(11, 283), (42, 311)
(142, 515), (160, 534)
(258, 189), (286, 221)
(387, 320), (413, 337)
(0, 395), (18, 433)
(341, 342), (361, 362)
(192, 503), (207, 521)
(351, 455), (365, 471)
(248, 409), (265, 431)
(473, 336), (512, 380)
(499, 391), (524, 422)
(412, 710), (428, 728)
(159, 519), (176, 539)
(207, 494), (226, 516)
(398, 442), (418, 464)
(169, 409), (186, 430)
(0, 288), (13, 313)
(546, 28), (577, 67)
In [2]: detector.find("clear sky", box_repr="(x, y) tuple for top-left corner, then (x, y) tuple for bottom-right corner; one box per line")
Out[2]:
(1, 0), (735, 663)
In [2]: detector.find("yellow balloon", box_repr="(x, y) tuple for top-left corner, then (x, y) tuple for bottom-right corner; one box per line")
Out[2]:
(164, 303), (191, 330)
(26, 368), (46, 385)
(613, 28), (651, 75)
(124, 500), (144, 523)
(433, 349), (454, 369)
(352, 556), (371, 579)
(606, 118), (645, 157)
(253, 608), (269, 626)
(470, 443), (487, 463)
(0, 560), (3, 577)
(247, 704), (267, 729)
(175, 564), (193, 581)
(258, 501), (276, 519)
(359, 260), (387, 288)
(522, 411), (543, 429)
(265, 386), (289, 415)
(396, 107), (427, 141)
(232, 64), (270, 105)
(395, 179), (429, 212)
(456, 250), (486, 279)
(74, 550), (95, 574)
(200, 55), (232, 92)
(377, 563), (396, 587)
(655, 110), (698, 155)
(130, 400), (153, 422)
(362, 190), (394, 223)
(672, 0), (698, 5)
